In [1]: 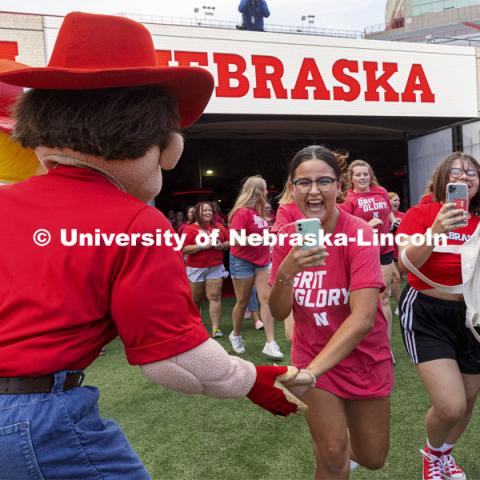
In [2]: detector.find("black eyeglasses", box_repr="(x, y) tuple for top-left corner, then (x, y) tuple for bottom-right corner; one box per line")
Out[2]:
(291, 177), (337, 193)
(449, 167), (478, 179)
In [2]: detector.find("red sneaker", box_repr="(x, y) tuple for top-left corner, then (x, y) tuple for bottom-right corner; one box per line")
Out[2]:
(420, 446), (444, 480)
(442, 448), (467, 480)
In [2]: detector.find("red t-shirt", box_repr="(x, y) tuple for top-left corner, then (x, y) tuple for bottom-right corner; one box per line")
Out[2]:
(0, 165), (209, 376)
(177, 221), (188, 235)
(270, 210), (393, 400)
(229, 207), (270, 266)
(177, 222), (189, 236)
(184, 222), (228, 268)
(214, 212), (225, 225)
(271, 202), (303, 233)
(397, 202), (480, 290)
(340, 186), (393, 256)
(417, 193), (435, 205)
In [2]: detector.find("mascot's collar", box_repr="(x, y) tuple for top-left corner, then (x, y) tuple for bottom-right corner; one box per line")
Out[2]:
(41, 153), (127, 193)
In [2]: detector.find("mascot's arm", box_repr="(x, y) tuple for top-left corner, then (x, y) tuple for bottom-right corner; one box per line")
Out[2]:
(141, 338), (310, 416)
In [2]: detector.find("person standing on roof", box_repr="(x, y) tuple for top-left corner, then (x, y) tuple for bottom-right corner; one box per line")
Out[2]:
(238, 0), (270, 32)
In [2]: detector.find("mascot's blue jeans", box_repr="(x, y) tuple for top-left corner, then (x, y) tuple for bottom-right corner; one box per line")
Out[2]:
(0, 371), (151, 479)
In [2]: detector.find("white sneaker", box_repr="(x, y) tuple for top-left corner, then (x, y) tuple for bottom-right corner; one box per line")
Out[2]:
(442, 451), (467, 480)
(254, 320), (264, 330)
(262, 341), (284, 359)
(229, 332), (245, 354)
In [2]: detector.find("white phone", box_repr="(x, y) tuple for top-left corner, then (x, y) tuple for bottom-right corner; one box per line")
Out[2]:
(447, 183), (469, 227)
(295, 218), (322, 250)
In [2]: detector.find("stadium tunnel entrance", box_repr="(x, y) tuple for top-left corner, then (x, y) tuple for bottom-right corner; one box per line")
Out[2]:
(156, 113), (466, 214)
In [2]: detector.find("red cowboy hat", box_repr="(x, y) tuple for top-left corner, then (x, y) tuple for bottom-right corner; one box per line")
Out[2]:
(0, 12), (214, 128)
(0, 82), (22, 134)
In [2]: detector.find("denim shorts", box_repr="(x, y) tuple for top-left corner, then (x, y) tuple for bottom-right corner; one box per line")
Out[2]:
(186, 263), (227, 283)
(229, 254), (270, 280)
(0, 371), (150, 479)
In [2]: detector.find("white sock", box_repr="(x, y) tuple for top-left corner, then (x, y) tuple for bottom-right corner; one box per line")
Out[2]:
(427, 439), (443, 453)
(441, 442), (455, 453)
(350, 460), (359, 471)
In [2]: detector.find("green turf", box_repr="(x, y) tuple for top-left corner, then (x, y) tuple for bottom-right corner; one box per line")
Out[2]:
(87, 299), (480, 480)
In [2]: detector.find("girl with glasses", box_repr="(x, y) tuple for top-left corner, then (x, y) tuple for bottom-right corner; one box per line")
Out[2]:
(269, 146), (393, 479)
(397, 152), (480, 480)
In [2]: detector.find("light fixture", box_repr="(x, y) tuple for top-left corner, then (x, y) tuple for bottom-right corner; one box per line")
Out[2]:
(205, 169), (214, 175)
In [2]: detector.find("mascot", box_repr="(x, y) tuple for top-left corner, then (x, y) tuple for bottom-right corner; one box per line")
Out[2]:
(0, 12), (312, 479)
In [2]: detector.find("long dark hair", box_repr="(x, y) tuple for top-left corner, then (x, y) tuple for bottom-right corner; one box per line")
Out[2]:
(288, 145), (341, 180)
(431, 152), (480, 213)
(193, 201), (216, 228)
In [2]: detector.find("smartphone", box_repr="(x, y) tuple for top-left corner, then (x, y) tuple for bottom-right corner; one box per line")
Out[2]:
(295, 218), (322, 250)
(447, 183), (469, 227)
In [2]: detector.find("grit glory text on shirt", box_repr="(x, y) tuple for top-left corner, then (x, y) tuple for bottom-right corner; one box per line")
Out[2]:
(292, 270), (349, 327)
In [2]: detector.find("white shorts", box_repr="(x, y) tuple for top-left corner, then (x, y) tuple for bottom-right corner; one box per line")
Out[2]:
(186, 264), (227, 283)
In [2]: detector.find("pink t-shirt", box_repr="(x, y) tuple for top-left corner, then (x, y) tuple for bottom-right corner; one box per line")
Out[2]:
(229, 207), (270, 266)
(340, 186), (393, 256)
(271, 202), (304, 233)
(270, 210), (393, 400)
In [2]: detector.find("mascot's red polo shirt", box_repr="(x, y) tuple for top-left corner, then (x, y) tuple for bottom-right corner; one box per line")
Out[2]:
(0, 165), (209, 376)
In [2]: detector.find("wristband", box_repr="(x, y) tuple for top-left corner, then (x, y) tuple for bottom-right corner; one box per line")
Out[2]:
(300, 369), (317, 387)
(277, 276), (293, 286)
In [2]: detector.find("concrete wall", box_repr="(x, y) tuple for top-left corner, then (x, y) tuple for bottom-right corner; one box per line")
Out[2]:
(408, 4), (480, 29)
(477, 47), (480, 115)
(0, 12), (46, 66)
(367, 4), (480, 40)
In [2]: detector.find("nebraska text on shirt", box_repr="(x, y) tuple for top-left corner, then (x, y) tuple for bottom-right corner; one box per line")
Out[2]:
(447, 231), (472, 242)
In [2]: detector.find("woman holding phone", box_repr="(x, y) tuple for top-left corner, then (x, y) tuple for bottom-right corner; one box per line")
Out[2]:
(397, 152), (480, 480)
(269, 146), (393, 479)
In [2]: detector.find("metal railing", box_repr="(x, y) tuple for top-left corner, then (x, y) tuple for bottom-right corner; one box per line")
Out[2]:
(426, 32), (480, 44)
(364, 22), (388, 34)
(364, 18), (405, 35)
(117, 12), (363, 39)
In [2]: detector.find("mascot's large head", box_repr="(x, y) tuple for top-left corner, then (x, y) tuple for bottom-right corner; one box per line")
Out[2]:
(0, 12), (214, 198)
(0, 81), (44, 184)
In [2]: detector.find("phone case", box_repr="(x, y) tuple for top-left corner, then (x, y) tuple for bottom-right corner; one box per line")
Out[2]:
(295, 218), (321, 249)
(447, 183), (468, 227)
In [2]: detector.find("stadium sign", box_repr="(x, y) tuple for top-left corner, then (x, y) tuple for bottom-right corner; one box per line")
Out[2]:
(156, 50), (435, 104)
(40, 18), (478, 118)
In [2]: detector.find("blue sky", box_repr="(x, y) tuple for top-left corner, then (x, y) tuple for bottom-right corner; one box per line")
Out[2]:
(0, 1), (387, 32)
